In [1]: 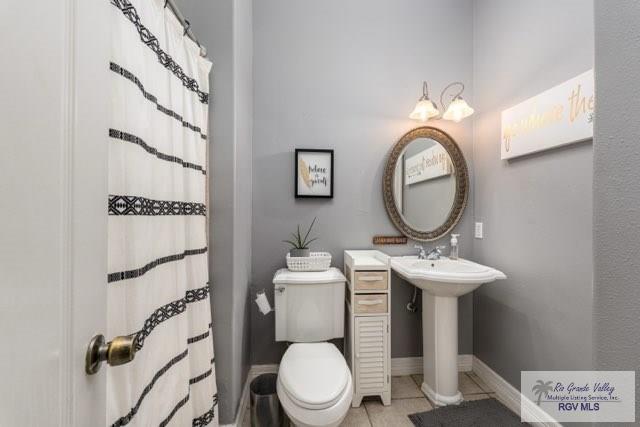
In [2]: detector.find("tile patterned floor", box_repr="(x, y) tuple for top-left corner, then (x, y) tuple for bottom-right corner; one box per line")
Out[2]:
(242, 372), (510, 426)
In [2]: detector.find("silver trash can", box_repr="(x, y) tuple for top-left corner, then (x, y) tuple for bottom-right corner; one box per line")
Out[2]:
(250, 373), (285, 427)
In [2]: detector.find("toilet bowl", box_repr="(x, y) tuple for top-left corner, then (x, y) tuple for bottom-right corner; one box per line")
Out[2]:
(277, 343), (353, 427)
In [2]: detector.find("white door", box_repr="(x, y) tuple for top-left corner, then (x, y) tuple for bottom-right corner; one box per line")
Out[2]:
(0, 1), (111, 425)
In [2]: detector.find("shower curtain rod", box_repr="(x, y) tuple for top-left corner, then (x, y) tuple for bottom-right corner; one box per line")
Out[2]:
(165, 0), (207, 57)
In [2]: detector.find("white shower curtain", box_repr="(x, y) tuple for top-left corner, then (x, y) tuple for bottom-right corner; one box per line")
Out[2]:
(108, 1), (217, 426)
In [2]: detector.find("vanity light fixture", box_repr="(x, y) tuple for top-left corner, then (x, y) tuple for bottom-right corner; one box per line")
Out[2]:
(408, 82), (440, 121)
(409, 81), (474, 123)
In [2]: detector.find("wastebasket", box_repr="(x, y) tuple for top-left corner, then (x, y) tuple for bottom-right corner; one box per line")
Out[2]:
(250, 373), (285, 427)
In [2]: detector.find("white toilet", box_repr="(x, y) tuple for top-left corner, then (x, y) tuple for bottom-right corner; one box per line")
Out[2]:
(273, 268), (353, 427)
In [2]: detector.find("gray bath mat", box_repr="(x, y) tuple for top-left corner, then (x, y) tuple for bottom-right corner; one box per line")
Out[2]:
(408, 398), (528, 427)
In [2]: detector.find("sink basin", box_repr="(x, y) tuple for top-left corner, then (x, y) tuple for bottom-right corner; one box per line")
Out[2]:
(391, 256), (506, 297)
(390, 255), (506, 406)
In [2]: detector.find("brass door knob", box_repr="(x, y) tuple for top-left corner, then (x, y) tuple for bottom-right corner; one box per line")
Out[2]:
(85, 334), (137, 375)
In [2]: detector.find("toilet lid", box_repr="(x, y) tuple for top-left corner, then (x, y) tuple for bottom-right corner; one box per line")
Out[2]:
(278, 343), (350, 410)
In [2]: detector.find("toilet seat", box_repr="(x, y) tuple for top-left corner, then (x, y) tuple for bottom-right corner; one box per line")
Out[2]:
(277, 343), (353, 427)
(279, 343), (350, 409)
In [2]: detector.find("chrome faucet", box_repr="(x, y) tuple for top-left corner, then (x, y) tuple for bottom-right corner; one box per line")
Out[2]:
(414, 245), (427, 259)
(426, 246), (447, 260)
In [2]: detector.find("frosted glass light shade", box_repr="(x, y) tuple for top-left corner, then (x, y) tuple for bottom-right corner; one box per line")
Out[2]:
(409, 99), (440, 121)
(442, 97), (474, 122)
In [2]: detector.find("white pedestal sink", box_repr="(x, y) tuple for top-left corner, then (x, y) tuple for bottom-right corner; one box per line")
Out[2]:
(391, 256), (506, 406)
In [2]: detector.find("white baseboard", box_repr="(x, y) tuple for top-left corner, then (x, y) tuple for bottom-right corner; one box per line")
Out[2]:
(227, 365), (279, 427)
(390, 355), (472, 376)
(250, 364), (278, 376)
(226, 372), (251, 427)
(458, 354), (473, 372)
(472, 357), (561, 427)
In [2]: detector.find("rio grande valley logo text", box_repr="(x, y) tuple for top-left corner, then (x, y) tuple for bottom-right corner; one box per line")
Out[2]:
(532, 379), (619, 412)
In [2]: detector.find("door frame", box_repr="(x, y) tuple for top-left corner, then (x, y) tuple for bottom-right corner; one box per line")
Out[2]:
(61, 0), (110, 424)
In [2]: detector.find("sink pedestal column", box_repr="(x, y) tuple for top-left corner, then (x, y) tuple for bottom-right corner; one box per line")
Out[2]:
(421, 293), (463, 406)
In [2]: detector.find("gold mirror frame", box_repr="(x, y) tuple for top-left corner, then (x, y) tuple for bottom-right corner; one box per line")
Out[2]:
(382, 126), (469, 242)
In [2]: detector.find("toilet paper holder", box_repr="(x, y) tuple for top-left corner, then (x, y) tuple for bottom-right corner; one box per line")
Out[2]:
(255, 289), (274, 315)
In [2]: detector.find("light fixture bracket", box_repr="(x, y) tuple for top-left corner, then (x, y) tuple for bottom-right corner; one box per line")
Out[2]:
(439, 81), (465, 113)
(419, 81), (430, 101)
(409, 80), (472, 122)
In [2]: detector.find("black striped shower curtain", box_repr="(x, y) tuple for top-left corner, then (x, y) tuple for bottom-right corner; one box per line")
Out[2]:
(107, 1), (217, 425)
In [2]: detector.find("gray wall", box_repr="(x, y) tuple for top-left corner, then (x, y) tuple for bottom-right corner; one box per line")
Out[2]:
(175, 0), (253, 423)
(472, 0), (594, 390)
(251, 0), (475, 364)
(593, 1), (640, 423)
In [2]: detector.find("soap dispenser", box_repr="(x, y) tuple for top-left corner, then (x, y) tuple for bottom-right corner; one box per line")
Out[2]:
(450, 234), (460, 260)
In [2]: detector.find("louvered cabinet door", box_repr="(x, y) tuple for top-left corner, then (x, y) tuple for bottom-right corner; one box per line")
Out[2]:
(354, 316), (389, 394)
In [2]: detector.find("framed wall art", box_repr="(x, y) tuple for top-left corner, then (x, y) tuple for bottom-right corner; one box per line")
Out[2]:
(295, 149), (334, 198)
(501, 69), (594, 159)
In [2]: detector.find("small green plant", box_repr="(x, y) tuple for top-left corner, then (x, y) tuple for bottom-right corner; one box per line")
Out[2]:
(283, 217), (318, 249)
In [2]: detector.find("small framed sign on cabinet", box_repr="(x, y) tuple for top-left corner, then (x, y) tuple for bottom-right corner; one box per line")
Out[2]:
(295, 149), (334, 198)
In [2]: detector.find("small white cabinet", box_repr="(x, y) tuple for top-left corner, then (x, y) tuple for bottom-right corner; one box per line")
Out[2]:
(344, 250), (391, 407)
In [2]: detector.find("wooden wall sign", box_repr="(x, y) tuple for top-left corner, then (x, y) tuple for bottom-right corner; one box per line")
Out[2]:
(501, 69), (594, 159)
(372, 235), (408, 245)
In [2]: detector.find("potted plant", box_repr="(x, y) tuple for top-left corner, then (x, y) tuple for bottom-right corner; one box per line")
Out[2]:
(283, 217), (318, 257)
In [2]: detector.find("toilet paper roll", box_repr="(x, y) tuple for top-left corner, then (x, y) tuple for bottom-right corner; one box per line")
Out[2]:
(255, 290), (272, 315)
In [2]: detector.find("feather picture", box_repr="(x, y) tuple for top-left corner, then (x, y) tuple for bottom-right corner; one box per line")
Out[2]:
(294, 149), (334, 198)
(299, 158), (312, 189)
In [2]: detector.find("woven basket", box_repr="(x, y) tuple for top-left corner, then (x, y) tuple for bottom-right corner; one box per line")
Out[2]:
(286, 252), (332, 272)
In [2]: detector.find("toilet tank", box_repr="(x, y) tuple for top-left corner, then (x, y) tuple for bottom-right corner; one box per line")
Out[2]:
(273, 267), (346, 342)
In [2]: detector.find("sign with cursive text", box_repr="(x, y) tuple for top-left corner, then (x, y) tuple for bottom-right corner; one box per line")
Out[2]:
(405, 144), (452, 185)
(295, 149), (334, 198)
(501, 69), (594, 160)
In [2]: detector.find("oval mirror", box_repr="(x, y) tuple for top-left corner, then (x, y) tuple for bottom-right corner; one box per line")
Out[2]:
(383, 126), (469, 241)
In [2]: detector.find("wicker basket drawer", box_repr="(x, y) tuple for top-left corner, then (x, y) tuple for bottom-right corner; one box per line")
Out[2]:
(354, 294), (388, 314)
(354, 271), (388, 291)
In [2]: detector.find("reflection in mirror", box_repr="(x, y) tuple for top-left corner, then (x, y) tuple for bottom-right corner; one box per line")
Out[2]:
(393, 138), (455, 232)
